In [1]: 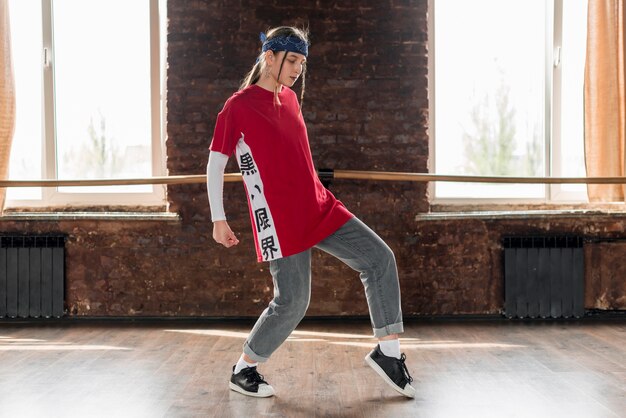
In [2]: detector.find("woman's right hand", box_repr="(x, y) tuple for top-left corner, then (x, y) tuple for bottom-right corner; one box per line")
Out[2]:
(213, 220), (240, 248)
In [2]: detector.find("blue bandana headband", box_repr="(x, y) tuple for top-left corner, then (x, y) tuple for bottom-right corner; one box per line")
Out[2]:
(259, 32), (309, 57)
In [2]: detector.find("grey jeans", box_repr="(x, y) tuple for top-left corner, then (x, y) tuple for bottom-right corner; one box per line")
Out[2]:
(243, 216), (404, 362)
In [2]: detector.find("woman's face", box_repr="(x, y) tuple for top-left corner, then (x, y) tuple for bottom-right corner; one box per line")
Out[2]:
(267, 51), (306, 87)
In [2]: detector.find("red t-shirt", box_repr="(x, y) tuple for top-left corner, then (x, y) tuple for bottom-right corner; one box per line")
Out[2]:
(209, 84), (354, 262)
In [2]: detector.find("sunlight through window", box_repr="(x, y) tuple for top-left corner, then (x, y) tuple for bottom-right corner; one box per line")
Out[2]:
(433, 0), (587, 201)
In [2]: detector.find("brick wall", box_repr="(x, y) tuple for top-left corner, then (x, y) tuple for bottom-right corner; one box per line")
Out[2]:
(164, 0), (429, 318)
(1, 0), (623, 318)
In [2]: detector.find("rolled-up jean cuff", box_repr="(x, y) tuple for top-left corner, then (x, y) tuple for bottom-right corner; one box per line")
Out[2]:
(373, 322), (404, 338)
(243, 341), (269, 363)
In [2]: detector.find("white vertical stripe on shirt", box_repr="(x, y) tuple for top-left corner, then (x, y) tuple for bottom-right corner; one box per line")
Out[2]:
(235, 132), (282, 261)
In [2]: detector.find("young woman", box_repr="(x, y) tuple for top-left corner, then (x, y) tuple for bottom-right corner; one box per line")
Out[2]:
(207, 26), (415, 399)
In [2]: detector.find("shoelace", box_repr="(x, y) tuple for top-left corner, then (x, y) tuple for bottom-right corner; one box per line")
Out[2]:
(241, 366), (267, 385)
(399, 353), (414, 383)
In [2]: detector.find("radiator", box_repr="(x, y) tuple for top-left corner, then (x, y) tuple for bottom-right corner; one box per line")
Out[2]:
(503, 236), (584, 319)
(0, 235), (65, 318)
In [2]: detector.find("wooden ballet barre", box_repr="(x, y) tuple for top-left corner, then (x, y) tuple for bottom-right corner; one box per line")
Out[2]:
(3, 171), (626, 187)
(332, 171), (626, 184)
(0, 175), (212, 187)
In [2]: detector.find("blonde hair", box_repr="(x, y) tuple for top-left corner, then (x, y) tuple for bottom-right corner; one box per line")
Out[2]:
(240, 26), (309, 108)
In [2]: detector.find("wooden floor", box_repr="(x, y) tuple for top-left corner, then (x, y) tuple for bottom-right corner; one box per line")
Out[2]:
(0, 319), (624, 418)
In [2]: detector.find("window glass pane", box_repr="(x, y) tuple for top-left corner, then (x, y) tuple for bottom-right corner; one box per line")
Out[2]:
(6, 0), (42, 201)
(559, 1), (587, 193)
(435, 0), (545, 199)
(53, 0), (152, 193)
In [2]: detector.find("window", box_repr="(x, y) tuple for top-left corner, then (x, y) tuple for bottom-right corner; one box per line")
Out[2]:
(430, 0), (588, 203)
(7, 0), (167, 208)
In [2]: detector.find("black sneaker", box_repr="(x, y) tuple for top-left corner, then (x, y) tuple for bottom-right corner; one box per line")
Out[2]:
(365, 345), (416, 398)
(229, 365), (275, 398)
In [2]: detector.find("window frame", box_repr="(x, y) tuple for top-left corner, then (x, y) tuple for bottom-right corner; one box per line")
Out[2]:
(428, 0), (588, 206)
(6, 0), (167, 209)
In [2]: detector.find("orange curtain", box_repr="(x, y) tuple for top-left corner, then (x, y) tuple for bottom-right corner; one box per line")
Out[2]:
(0, 0), (15, 213)
(584, 0), (626, 202)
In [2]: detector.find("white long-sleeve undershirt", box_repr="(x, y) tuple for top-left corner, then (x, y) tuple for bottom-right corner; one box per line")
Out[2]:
(206, 151), (229, 222)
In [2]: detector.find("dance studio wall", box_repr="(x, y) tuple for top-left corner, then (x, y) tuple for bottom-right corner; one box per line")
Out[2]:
(1, 0), (623, 317)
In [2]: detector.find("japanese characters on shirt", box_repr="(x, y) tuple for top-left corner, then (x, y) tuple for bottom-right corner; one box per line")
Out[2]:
(235, 133), (282, 261)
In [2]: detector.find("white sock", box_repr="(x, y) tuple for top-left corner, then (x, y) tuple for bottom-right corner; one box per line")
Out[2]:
(234, 354), (258, 374)
(379, 339), (401, 359)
